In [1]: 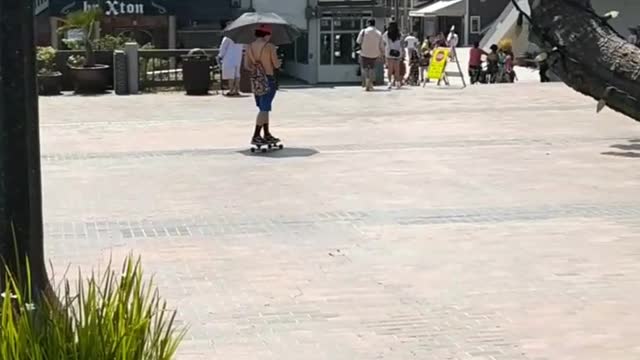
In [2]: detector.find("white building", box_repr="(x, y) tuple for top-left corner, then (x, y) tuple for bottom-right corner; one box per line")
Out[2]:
(249, 0), (388, 84)
(481, 0), (640, 57)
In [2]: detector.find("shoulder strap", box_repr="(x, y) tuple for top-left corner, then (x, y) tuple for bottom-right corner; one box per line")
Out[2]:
(250, 43), (269, 66)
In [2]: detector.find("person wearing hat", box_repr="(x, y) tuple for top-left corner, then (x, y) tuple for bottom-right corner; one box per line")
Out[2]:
(245, 24), (282, 145)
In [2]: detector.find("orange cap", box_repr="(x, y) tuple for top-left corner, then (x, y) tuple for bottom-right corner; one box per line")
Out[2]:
(258, 24), (273, 34)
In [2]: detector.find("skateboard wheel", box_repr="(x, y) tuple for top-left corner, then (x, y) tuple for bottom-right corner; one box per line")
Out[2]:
(278, 144), (284, 150)
(261, 148), (267, 153)
(251, 148), (256, 153)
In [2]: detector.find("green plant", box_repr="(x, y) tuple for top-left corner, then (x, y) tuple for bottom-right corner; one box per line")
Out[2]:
(58, 9), (103, 67)
(0, 255), (186, 360)
(95, 34), (136, 51)
(36, 47), (60, 75)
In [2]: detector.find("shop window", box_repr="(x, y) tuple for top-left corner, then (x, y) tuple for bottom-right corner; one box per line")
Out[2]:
(333, 18), (360, 31)
(321, 18), (332, 31)
(320, 33), (332, 65)
(319, 15), (370, 66)
(333, 33), (358, 65)
(296, 32), (309, 64)
(470, 16), (481, 34)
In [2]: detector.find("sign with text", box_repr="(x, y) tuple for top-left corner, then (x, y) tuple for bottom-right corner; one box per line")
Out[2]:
(427, 47), (449, 80)
(52, 0), (174, 16)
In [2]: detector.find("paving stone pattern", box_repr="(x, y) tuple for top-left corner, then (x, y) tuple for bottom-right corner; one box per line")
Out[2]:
(40, 83), (640, 359)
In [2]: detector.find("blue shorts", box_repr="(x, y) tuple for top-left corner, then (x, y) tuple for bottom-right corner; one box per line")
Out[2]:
(255, 76), (277, 112)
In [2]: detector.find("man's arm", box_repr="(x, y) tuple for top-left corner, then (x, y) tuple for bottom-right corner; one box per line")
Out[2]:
(244, 46), (253, 71)
(356, 29), (364, 45)
(270, 44), (282, 69)
(219, 37), (230, 59)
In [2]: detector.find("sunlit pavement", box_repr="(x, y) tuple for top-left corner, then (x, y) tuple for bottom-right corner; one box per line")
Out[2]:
(40, 82), (640, 359)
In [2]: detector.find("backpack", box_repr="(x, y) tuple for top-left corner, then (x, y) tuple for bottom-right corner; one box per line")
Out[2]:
(250, 44), (270, 96)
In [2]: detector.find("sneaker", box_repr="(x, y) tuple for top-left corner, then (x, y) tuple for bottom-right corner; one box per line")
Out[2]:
(265, 134), (280, 144)
(251, 136), (267, 145)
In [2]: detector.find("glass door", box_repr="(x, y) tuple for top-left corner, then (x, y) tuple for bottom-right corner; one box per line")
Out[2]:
(318, 14), (371, 83)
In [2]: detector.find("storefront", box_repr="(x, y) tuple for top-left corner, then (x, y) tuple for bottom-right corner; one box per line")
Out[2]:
(40, 0), (241, 49)
(318, 12), (373, 83)
(254, 0), (387, 84)
(45, 0), (176, 48)
(410, 0), (465, 41)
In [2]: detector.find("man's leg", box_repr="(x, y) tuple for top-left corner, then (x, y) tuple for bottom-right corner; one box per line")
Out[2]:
(366, 67), (374, 90)
(253, 112), (266, 143)
(262, 113), (271, 138)
(263, 112), (281, 143)
(233, 77), (241, 94)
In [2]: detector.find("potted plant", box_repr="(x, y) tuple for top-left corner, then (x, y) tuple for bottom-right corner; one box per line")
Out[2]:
(59, 9), (111, 94)
(36, 47), (63, 95)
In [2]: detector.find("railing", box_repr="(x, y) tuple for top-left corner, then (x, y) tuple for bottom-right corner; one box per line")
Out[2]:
(138, 49), (220, 90)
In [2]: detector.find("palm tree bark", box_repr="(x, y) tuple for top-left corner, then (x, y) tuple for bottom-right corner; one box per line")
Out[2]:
(525, 0), (640, 122)
(0, 0), (52, 298)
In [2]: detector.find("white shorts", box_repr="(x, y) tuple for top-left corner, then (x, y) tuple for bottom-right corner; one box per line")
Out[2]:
(221, 63), (241, 80)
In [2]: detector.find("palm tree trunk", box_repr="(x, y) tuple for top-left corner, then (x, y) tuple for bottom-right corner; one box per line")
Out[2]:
(85, 39), (96, 67)
(525, 0), (640, 122)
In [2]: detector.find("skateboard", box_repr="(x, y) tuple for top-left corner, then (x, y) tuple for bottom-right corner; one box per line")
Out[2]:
(250, 140), (284, 153)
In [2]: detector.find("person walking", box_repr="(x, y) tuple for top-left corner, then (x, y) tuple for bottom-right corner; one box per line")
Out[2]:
(245, 24), (282, 145)
(383, 21), (404, 90)
(404, 32), (419, 58)
(357, 18), (384, 91)
(419, 37), (433, 85)
(218, 20), (245, 96)
(468, 41), (486, 84)
(446, 26), (459, 61)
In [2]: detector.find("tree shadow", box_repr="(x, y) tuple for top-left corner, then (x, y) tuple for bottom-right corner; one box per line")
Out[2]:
(602, 139), (640, 158)
(237, 147), (319, 158)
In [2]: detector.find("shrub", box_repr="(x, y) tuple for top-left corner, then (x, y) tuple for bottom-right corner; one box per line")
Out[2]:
(0, 255), (186, 360)
(36, 47), (59, 75)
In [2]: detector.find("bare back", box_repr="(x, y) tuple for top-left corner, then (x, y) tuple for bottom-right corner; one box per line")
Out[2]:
(245, 40), (280, 76)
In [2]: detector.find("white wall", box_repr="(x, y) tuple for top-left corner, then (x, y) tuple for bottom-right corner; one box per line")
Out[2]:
(251, 0), (308, 30)
(285, 62), (314, 83)
(592, 0), (640, 37)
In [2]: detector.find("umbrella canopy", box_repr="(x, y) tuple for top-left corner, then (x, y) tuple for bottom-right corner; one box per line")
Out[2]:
(223, 12), (301, 45)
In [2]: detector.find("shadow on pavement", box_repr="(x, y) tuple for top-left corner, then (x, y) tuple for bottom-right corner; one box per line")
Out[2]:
(238, 147), (319, 158)
(602, 139), (640, 159)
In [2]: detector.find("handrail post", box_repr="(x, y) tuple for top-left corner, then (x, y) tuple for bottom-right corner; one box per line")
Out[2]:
(124, 42), (139, 94)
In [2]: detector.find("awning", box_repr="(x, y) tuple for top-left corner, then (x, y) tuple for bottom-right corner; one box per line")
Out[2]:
(409, 0), (464, 18)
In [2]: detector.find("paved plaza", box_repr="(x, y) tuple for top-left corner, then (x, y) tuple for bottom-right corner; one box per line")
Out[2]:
(40, 83), (640, 359)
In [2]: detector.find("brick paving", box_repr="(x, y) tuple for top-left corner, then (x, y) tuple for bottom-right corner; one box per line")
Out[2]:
(40, 83), (640, 359)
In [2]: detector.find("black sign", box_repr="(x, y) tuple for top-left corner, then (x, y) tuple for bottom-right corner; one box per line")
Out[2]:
(51, 0), (174, 16)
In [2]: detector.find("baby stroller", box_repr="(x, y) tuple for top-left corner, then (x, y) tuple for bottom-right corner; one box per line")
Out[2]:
(407, 49), (421, 86)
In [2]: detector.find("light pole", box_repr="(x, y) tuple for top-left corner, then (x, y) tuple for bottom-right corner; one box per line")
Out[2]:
(0, 0), (51, 298)
(395, 0), (400, 23)
(464, 0), (470, 45)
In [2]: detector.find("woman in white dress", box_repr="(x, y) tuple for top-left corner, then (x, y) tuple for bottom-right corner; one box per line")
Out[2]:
(219, 21), (245, 96)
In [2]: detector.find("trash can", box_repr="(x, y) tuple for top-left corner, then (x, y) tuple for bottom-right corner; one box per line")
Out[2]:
(182, 48), (211, 95)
